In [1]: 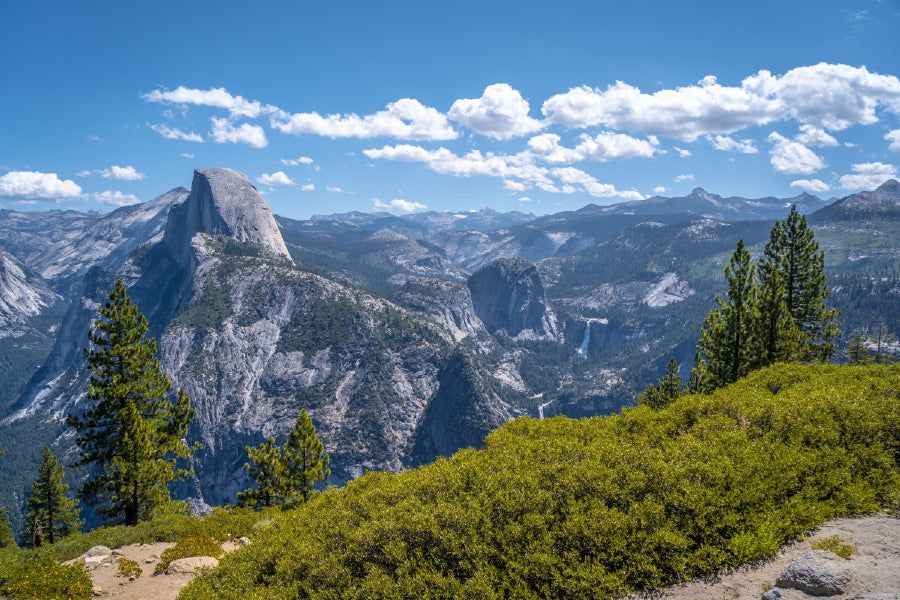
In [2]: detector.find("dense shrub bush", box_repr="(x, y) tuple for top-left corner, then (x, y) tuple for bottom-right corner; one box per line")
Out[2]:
(181, 364), (900, 600)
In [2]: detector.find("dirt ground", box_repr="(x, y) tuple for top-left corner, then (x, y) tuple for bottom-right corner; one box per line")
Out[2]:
(630, 512), (900, 600)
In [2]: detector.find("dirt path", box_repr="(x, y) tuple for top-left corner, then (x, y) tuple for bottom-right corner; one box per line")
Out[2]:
(630, 512), (900, 600)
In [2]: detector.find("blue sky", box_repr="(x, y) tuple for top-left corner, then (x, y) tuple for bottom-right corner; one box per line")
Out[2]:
(2, 0), (899, 219)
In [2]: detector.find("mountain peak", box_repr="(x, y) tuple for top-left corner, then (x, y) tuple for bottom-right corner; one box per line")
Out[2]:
(164, 168), (292, 264)
(875, 179), (900, 198)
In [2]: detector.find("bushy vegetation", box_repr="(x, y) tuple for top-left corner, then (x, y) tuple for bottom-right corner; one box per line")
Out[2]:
(181, 363), (900, 600)
(156, 533), (223, 573)
(0, 554), (92, 600)
(811, 535), (856, 559)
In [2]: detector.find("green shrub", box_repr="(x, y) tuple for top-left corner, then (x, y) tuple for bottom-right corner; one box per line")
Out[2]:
(0, 554), (92, 600)
(811, 536), (856, 558)
(156, 533), (223, 574)
(118, 556), (143, 578)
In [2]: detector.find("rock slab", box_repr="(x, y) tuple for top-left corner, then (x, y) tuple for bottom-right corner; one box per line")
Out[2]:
(166, 556), (219, 575)
(775, 550), (851, 596)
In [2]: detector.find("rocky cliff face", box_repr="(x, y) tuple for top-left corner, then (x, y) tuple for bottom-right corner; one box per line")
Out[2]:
(467, 258), (557, 339)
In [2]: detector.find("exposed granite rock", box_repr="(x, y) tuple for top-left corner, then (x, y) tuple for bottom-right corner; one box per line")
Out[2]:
(776, 550), (852, 596)
(466, 257), (557, 339)
(166, 556), (219, 575)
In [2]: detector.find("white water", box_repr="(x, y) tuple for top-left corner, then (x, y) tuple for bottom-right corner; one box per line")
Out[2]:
(577, 324), (591, 356)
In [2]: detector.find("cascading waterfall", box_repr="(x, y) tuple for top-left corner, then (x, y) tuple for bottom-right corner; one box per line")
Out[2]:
(577, 323), (591, 356)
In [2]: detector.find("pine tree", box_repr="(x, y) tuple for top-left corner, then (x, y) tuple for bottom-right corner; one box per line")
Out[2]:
(759, 206), (840, 361)
(24, 447), (82, 546)
(755, 264), (801, 367)
(638, 357), (683, 409)
(846, 333), (871, 365)
(67, 280), (197, 526)
(282, 409), (330, 504)
(692, 240), (761, 392)
(0, 504), (16, 549)
(237, 435), (285, 509)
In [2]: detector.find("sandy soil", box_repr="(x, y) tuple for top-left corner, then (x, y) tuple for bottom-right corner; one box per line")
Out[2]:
(630, 512), (900, 600)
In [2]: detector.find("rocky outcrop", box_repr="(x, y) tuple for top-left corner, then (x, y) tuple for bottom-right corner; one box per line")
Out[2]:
(393, 277), (483, 341)
(0, 243), (61, 332)
(164, 169), (291, 268)
(776, 550), (852, 596)
(466, 258), (557, 339)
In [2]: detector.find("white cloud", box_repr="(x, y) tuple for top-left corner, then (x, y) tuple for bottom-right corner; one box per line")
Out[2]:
(102, 165), (145, 181)
(94, 190), (141, 206)
(143, 86), (273, 119)
(181, 153), (195, 159)
(271, 98), (456, 141)
(674, 174), (695, 182)
(541, 63), (900, 141)
(839, 162), (897, 190)
(574, 131), (657, 161)
(518, 197), (531, 203)
(326, 186), (345, 193)
(0, 171), (82, 199)
(257, 171), (295, 186)
(503, 179), (529, 192)
(886, 130), (900, 153)
(301, 183), (315, 191)
(550, 167), (640, 200)
(210, 118), (268, 148)
(795, 125), (839, 147)
(373, 198), (427, 213)
(654, 186), (667, 193)
(150, 124), (203, 142)
(525, 134), (583, 164)
(281, 156), (314, 166)
(767, 132), (825, 174)
(790, 179), (831, 193)
(673, 146), (691, 158)
(707, 134), (758, 153)
(448, 83), (543, 140)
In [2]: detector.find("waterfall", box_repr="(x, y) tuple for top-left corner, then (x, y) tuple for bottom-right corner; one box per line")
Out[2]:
(577, 323), (591, 356)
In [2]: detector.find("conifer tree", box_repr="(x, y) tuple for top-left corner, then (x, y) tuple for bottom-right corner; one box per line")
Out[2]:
(692, 239), (761, 392)
(24, 447), (82, 546)
(846, 333), (871, 365)
(755, 265), (800, 367)
(639, 357), (683, 409)
(0, 504), (16, 549)
(759, 206), (839, 361)
(68, 280), (197, 526)
(282, 409), (330, 504)
(237, 435), (285, 509)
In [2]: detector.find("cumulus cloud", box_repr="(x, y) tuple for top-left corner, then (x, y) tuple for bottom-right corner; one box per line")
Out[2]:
(301, 183), (315, 191)
(707, 134), (758, 153)
(271, 98), (456, 141)
(257, 171), (295, 186)
(210, 118), (268, 148)
(448, 83), (543, 140)
(767, 132), (825, 174)
(143, 86), (274, 119)
(839, 162), (897, 190)
(525, 134), (583, 164)
(373, 198), (427, 213)
(0, 171), (82, 199)
(541, 63), (900, 141)
(281, 156), (314, 166)
(795, 125), (839, 147)
(94, 190), (141, 206)
(790, 179), (831, 193)
(150, 124), (203, 142)
(575, 131), (657, 161)
(181, 153), (195, 159)
(886, 130), (900, 153)
(103, 165), (145, 181)
(654, 186), (667, 193)
(673, 147), (691, 158)
(326, 186), (345, 193)
(550, 167), (642, 200)
(674, 174), (695, 182)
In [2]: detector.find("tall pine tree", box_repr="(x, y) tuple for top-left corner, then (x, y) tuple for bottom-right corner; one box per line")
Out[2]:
(0, 504), (16, 549)
(237, 435), (285, 509)
(24, 447), (82, 546)
(68, 280), (197, 526)
(638, 357), (683, 409)
(692, 239), (761, 392)
(758, 206), (839, 361)
(282, 409), (330, 505)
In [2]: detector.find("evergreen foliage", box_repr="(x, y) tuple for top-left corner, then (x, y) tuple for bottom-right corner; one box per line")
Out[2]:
(847, 333), (872, 364)
(24, 447), (82, 546)
(638, 357), (683, 409)
(282, 409), (331, 505)
(0, 505), (16, 550)
(692, 240), (761, 391)
(181, 364), (900, 600)
(755, 262), (800, 367)
(237, 436), (285, 510)
(759, 206), (839, 360)
(67, 280), (198, 526)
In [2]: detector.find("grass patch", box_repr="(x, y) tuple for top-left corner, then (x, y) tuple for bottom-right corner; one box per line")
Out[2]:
(117, 556), (142, 578)
(811, 536), (856, 558)
(156, 533), (223, 574)
(181, 363), (900, 600)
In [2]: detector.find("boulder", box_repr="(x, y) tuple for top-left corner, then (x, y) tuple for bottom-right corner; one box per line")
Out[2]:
(775, 550), (851, 596)
(761, 588), (781, 600)
(166, 556), (219, 575)
(83, 545), (113, 557)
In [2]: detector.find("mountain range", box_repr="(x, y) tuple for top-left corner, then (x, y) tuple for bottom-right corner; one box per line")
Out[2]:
(0, 168), (897, 526)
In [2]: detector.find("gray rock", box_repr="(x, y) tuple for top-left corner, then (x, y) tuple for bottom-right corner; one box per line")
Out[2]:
(165, 556), (219, 575)
(776, 550), (852, 596)
(761, 588), (781, 600)
(237, 537), (251, 545)
(83, 545), (113, 557)
(466, 257), (556, 338)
